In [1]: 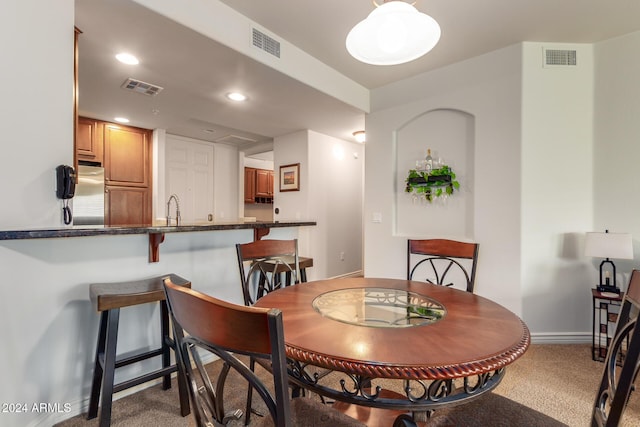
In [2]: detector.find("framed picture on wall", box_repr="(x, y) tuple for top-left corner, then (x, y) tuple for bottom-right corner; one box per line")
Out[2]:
(279, 163), (300, 192)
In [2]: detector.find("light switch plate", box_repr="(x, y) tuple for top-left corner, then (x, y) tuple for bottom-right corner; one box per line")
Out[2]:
(372, 212), (382, 223)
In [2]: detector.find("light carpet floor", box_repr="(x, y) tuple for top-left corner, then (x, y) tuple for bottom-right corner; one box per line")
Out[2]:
(55, 344), (640, 427)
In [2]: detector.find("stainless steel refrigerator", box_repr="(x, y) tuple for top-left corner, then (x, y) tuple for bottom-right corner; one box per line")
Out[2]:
(73, 165), (105, 225)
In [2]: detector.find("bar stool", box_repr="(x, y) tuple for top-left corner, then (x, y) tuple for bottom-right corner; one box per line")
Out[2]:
(264, 255), (314, 283)
(87, 274), (191, 427)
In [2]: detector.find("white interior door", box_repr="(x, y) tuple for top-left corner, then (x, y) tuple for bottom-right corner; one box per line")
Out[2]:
(166, 136), (214, 223)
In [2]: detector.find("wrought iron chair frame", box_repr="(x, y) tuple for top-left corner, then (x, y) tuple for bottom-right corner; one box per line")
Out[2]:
(236, 239), (301, 306)
(407, 239), (479, 293)
(592, 269), (640, 426)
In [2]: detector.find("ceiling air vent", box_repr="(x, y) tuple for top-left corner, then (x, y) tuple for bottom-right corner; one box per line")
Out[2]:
(121, 78), (164, 96)
(252, 28), (280, 58)
(543, 49), (577, 67)
(216, 134), (258, 146)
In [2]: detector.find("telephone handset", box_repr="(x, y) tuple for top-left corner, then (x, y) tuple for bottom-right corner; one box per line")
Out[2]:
(56, 165), (75, 225)
(56, 165), (76, 199)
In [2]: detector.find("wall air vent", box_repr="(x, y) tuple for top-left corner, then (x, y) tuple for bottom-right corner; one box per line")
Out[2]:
(543, 49), (577, 67)
(121, 78), (164, 96)
(252, 28), (281, 58)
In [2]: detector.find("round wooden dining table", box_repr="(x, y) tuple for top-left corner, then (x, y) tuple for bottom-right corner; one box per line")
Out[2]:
(254, 277), (530, 425)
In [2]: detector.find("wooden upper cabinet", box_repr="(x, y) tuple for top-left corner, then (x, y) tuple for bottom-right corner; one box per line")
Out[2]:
(244, 167), (256, 203)
(246, 167), (274, 202)
(104, 123), (151, 187)
(256, 169), (272, 197)
(76, 117), (102, 163)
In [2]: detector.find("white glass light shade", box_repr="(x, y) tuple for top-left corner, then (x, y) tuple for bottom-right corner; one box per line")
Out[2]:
(346, 1), (441, 66)
(353, 131), (366, 143)
(584, 232), (634, 259)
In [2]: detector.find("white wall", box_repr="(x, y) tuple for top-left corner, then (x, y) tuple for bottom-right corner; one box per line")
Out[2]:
(366, 45), (523, 314)
(308, 131), (364, 278)
(212, 143), (239, 220)
(521, 42), (595, 337)
(244, 157), (274, 170)
(0, 0), (74, 229)
(366, 39), (631, 342)
(274, 130), (364, 279)
(593, 32), (640, 286)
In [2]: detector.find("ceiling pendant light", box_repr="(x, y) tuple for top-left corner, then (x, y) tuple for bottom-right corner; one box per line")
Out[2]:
(346, 0), (441, 66)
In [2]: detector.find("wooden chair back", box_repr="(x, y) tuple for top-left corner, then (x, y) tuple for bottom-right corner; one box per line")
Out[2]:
(407, 239), (479, 293)
(593, 269), (640, 426)
(236, 239), (301, 306)
(163, 277), (292, 427)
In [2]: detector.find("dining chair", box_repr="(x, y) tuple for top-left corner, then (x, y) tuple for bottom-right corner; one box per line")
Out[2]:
(592, 269), (640, 426)
(162, 277), (365, 427)
(407, 239), (479, 293)
(236, 239), (302, 306)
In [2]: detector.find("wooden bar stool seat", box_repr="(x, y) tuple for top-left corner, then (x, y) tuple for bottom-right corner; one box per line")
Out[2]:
(87, 274), (191, 427)
(262, 255), (314, 282)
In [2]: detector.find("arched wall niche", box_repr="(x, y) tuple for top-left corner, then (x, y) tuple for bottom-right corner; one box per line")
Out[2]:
(393, 108), (476, 238)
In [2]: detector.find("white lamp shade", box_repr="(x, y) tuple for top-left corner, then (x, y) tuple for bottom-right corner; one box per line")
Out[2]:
(346, 1), (441, 66)
(584, 232), (634, 259)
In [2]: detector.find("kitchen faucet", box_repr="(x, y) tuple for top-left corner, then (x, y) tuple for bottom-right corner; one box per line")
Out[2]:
(166, 194), (181, 226)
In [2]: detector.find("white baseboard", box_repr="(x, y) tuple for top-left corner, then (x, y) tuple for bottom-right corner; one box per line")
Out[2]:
(329, 270), (364, 279)
(530, 332), (592, 344)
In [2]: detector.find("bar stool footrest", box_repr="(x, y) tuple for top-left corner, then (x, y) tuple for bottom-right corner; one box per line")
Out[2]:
(97, 347), (165, 370)
(112, 365), (178, 394)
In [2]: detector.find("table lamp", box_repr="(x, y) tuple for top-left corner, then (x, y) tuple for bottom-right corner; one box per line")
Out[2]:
(585, 230), (634, 294)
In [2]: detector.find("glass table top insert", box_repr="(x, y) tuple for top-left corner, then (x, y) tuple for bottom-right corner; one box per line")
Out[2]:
(312, 287), (446, 328)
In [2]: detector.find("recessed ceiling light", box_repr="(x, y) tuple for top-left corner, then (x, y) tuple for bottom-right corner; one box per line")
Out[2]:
(115, 53), (139, 65)
(114, 117), (130, 123)
(226, 92), (247, 102)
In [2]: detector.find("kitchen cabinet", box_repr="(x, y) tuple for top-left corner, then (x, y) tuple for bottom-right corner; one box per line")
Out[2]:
(104, 123), (150, 187)
(105, 186), (151, 226)
(75, 119), (152, 225)
(244, 167), (256, 203)
(256, 169), (273, 198)
(76, 116), (102, 163)
(245, 167), (273, 203)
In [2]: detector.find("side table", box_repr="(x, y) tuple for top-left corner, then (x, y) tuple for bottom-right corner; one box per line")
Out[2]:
(592, 289), (624, 362)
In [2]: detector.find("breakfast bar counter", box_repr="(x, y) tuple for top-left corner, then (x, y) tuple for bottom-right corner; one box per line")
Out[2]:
(0, 220), (316, 262)
(0, 218), (317, 426)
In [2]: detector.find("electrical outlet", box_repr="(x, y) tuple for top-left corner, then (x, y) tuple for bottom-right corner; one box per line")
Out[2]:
(340, 251), (345, 261)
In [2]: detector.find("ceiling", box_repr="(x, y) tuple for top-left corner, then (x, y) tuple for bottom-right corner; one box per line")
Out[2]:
(75, 0), (640, 150)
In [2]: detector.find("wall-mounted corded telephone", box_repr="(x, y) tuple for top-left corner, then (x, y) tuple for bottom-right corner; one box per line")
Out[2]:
(56, 165), (76, 199)
(56, 165), (75, 224)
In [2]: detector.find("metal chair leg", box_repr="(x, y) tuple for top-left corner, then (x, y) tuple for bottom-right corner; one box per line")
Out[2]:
(87, 310), (108, 420)
(160, 301), (172, 390)
(99, 308), (120, 427)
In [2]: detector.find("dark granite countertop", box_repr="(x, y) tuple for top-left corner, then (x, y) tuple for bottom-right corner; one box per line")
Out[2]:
(0, 220), (317, 240)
